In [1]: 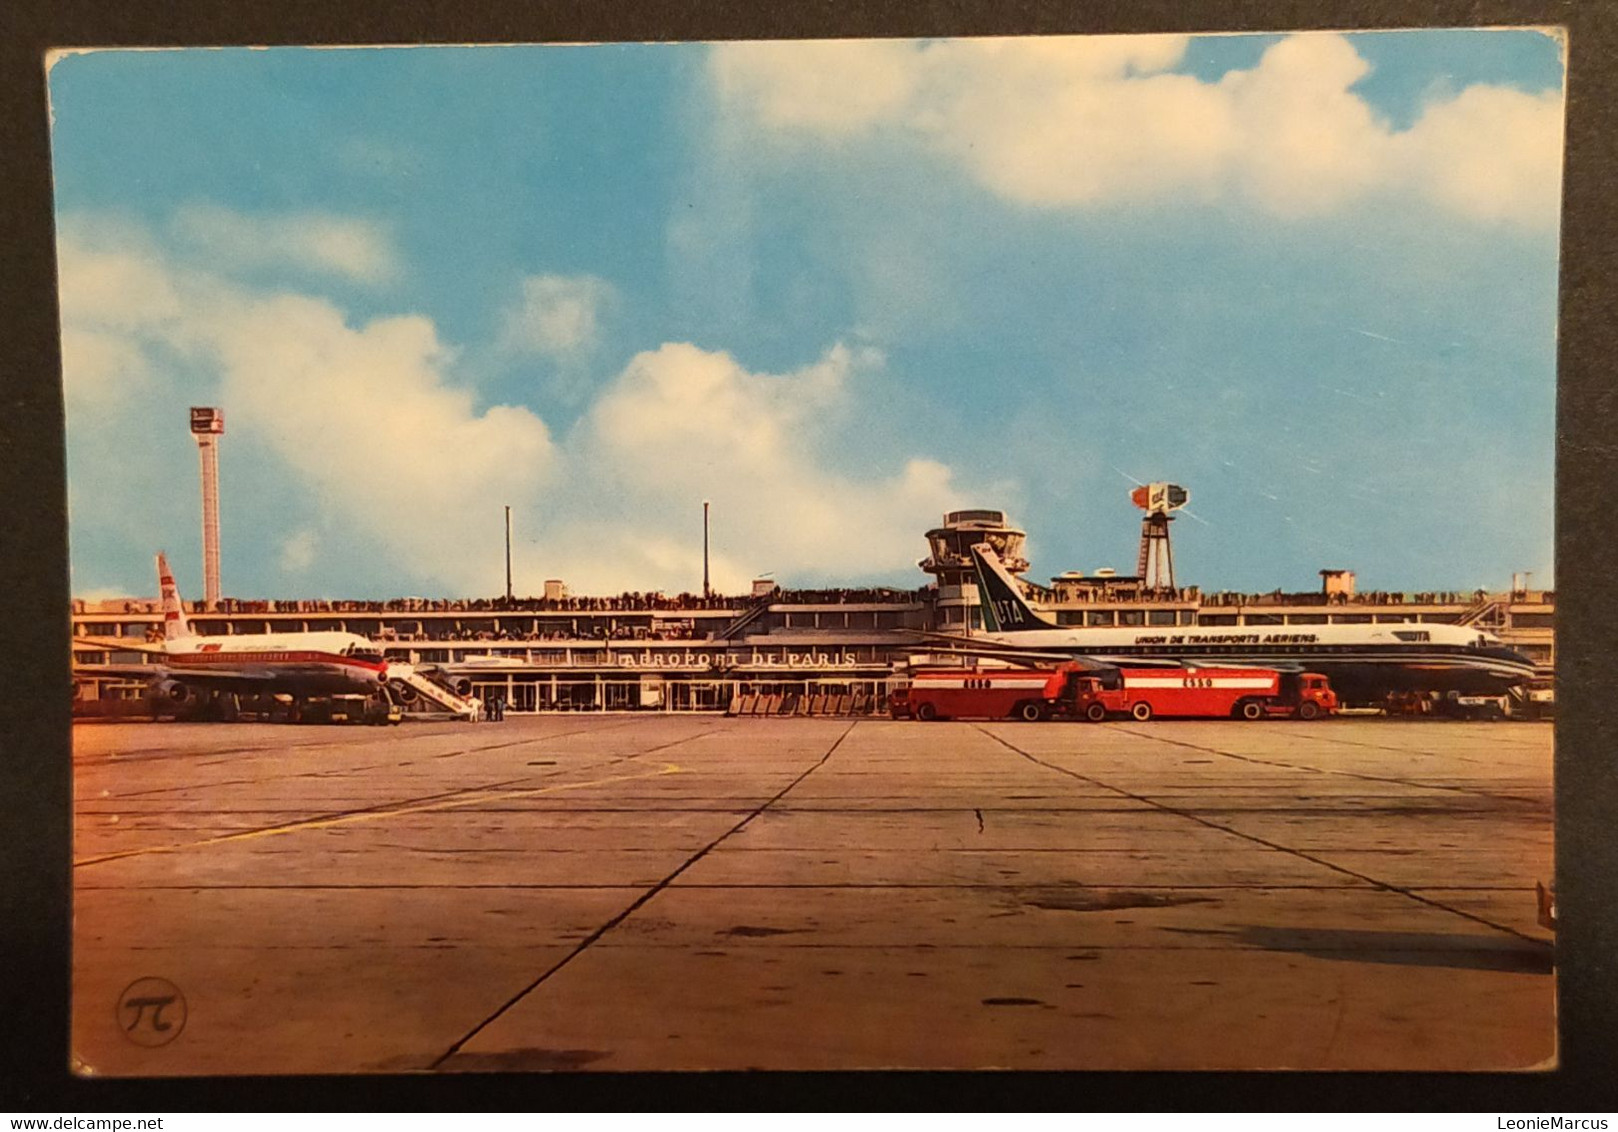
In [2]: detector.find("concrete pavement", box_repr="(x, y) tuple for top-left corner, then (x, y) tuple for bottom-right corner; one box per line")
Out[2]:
(72, 715), (1555, 1074)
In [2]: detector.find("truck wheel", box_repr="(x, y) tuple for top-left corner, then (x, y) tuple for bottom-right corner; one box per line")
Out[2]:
(1240, 700), (1264, 721)
(1085, 703), (1108, 723)
(1131, 701), (1152, 722)
(1297, 700), (1320, 721)
(1017, 701), (1048, 722)
(916, 702), (938, 722)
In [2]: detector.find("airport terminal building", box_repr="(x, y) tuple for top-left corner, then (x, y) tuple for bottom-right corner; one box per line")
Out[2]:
(70, 510), (1555, 716)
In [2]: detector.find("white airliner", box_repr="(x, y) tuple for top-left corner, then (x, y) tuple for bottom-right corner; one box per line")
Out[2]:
(949, 542), (1538, 704)
(74, 552), (389, 714)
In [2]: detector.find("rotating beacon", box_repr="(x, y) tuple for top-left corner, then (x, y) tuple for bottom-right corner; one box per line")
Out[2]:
(1131, 482), (1189, 595)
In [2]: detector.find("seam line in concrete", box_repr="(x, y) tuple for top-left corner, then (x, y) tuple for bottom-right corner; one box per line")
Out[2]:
(75, 727), (715, 867)
(429, 721), (858, 1069)
(1107, 724), (1549, 808)
(98, 721), (660, 799)
(976, 728), (1551, 947)
(73, 773), (540, 867)
(72, 717), (651, 769)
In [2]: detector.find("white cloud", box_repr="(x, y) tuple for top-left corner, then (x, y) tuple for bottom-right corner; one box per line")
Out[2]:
(58, 220), (558, 594)
(708, 32), (1564, 225)
(1216, 34), (1390, 216)
(59, 326), (155, 413)
(279, 529), (318, 573)
(170, 203), (401, 284)
(55, 217), (186, 420)
(1391, 83), (1565, 225)
(56, 216), (186, 331)
(710, 39), (921, 136)
(60, 214), (986, 596)
(499, 273), (614, 357)
(516, 342), (973, 593)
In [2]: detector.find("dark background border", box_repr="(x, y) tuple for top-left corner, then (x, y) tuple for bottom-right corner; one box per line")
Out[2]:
(3, 0), (1613, 1112)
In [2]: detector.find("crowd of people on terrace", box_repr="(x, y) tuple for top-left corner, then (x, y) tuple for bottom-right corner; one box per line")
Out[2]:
(1201, 589), (1487, 607)
(80, 586), (930, 617)
(378, 624), (706, 644)
(74, 584), (1548, 620)
(195, 592), (745, 615)
(765, 587), (927, 605)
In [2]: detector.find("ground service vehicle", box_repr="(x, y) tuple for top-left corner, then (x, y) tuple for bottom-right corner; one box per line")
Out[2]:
(892, 667), (1071, 721)
(1437, 692), (1509, 721)
(892, 665), (1338, 722)
(1072, 667), (1338, 721)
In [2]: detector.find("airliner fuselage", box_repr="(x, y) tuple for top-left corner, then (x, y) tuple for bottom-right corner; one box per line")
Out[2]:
(962, 541), (1539, 705)
(964, 621), (1536, 703)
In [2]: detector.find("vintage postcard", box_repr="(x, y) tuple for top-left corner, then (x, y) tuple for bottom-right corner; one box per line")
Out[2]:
(55, 30), (1562, 1074)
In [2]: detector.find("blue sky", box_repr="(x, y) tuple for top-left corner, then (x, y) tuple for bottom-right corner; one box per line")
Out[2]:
(49, 31), (1565, 600)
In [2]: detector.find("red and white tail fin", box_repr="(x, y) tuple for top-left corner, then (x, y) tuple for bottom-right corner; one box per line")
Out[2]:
(156, 551), (193, 642)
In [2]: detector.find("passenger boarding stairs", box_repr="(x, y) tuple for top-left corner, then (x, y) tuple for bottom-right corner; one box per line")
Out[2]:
(1456, 595), (1508, 630)
(714, 595), (774, 641)
(385, 662), (480, 719)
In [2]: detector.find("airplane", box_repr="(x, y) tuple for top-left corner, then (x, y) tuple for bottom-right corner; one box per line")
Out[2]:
(933, 542), (1540, 705)
(73, 552), (390, 718)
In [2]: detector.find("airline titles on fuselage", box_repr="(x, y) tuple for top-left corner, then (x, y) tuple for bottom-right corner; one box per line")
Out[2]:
(1128, 630), (1428, 645)
(1136, 632), (1317, 645)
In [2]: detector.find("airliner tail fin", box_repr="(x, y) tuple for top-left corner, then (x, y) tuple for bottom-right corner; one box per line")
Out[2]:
(969, 543), (1056, 633)
(156, 552), (193, 642)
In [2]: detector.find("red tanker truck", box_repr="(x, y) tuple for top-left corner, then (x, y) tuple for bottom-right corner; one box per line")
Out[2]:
(1072, 667), (1338, 721)
(890, 667), (1071, 721)
(891, 664), (1337, 722)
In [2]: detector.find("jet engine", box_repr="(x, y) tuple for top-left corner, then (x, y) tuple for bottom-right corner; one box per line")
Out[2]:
(441, 675), (474, 698)
(392, 680), (419, 704)
(152, 678), (194, 706)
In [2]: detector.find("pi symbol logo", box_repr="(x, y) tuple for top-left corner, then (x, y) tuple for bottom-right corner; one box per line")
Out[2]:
(117, 977), (187, 1047)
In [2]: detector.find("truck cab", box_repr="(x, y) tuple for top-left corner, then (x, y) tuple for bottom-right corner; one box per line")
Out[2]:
(1072, 675), (1122, 722)
(1283, 672), (1339, 720)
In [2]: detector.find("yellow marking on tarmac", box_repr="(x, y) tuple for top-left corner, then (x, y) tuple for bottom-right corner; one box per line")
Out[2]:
(74, 763), (686, 868)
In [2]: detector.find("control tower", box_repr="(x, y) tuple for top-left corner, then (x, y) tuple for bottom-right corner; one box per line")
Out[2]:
(189, 407), (224, 609)
(920, 509), (1029, 632)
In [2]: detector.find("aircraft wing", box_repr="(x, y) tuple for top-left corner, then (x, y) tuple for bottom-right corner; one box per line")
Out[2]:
(72, 662), (163, 680)
(902, 629), (1054, 654)
(73, 662), (280, 683)
(903, 643), (1108, 668)
(904, 632), (1265, 671)
(902, 638), (1148, 670)
(73, 636), (167, 654)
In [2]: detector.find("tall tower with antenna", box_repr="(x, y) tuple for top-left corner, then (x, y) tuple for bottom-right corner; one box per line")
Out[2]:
(1131, 482), (1188, 594)
(189, 407), (224, 610)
